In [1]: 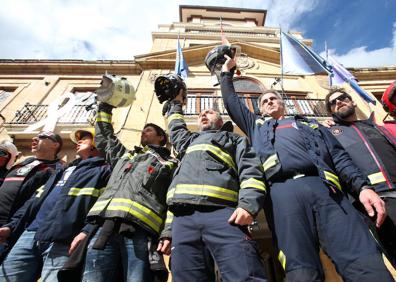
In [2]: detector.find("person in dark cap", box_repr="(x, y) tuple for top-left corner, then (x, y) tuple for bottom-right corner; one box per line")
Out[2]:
(0, 131), (63, 261)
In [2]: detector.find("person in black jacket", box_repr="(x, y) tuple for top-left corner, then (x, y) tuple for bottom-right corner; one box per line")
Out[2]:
(164, 92), (268, 282)
(219, 55), (393, 282)
(0, 140), (18, 186)
(73, 102), (177, 282)
(0, 128), (110, 282)
(324, 88), (396, 266)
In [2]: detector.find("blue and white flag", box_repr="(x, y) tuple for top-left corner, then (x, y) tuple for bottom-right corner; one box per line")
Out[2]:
(328, 55), (376, 104)
(281, 32), (331, 75)
(175, 37), (188, 79)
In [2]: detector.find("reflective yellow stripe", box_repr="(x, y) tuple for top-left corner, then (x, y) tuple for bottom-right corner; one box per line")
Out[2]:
(324, 171), (342, 191)
(165, 211), (174, 225)
(168, 113), (184, 123)
(301, 121), (318, 129)
(90, 198), (163, 233)
(165, 161), (175, 169)
(186, 144), (236, 171)
(167, 184), (238, 203)
(68, 187), (105, 198)
(121, 152), (134, 159)
(263, 154), (278, 172)
(96, 112), (112, 123)
(255, 119), (264, 125)
(368, 172), (386, 185)
(240, 178), (266, 191)
(278, 250), (286, 270)
(35, 185), (45, 198)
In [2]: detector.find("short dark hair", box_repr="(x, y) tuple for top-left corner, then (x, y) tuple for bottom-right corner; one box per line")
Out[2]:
(144, 123), (168, 146)
(325, 88), (352, 114)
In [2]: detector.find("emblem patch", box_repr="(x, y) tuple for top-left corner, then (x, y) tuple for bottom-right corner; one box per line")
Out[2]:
(331, 128), (343, 136)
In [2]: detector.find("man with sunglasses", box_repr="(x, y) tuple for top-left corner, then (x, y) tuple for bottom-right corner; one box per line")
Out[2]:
(325, 88), (396, 267)
(0, 131), (62, 261)
(0, 140), (18, 187)
(219, 56), (393, 282)
(0, 131), (63, 228)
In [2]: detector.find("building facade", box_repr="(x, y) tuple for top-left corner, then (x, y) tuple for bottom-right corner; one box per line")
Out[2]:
(0, 5), (395, 281)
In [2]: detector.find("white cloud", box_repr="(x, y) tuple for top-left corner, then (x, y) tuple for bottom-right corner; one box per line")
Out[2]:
(322, 22), (396, 68)
(1, 0), (393, 68)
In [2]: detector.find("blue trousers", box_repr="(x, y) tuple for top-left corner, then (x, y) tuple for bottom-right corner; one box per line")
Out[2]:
(267, 176), (393, 282)
(171, 206), (267, 282)
(82, 226), (151, 282)
(0, 230), (69, 282)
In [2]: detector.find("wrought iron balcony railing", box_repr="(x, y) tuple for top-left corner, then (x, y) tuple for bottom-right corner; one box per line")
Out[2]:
(5, 103), (95, 125)
(185, 95), (330, 117)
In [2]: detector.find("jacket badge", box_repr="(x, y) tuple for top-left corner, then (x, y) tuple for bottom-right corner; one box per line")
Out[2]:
(331, 127), (343, 136)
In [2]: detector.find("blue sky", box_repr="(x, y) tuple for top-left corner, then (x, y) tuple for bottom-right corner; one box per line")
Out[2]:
(0, 0), (395, 68)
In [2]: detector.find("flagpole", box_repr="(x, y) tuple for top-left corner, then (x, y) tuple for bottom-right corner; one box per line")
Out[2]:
(279, 29), (285, 97)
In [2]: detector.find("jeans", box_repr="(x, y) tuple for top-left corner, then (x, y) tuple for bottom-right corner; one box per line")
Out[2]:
(82, 226), (151, 282)
(0, 230), (70, 282)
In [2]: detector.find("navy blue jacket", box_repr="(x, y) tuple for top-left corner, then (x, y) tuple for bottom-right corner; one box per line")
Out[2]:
(5, 156), (110, 244)
(330, 113), (396, 193)
(220, 72), (368, 195)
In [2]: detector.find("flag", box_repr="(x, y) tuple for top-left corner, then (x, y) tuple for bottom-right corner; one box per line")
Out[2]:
(280, 31), (331, 75)
(220, 17), (230, 46)
(328, 55), (376, 104)
(175, 36), (188, 79)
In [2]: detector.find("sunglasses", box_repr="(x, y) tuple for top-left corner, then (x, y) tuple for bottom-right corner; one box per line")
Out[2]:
(38, 135), (58, 143)
(0, 149), (10, 159)
(329, 93), (351, 106)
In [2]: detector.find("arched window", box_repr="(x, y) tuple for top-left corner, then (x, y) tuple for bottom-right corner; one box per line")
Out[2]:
(233, 77), (266, 114)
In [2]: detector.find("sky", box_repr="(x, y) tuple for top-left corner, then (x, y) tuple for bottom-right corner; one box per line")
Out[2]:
(1, 0), (395, 68)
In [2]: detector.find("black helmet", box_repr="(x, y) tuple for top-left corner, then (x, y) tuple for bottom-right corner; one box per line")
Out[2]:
(154, 74), (187, 104)
(205, 45), (237, 86)
(205, 45), (236, 72)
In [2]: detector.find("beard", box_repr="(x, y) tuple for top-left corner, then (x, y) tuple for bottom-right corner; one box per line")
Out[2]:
(337, 105), (355, 119)
(200, 121), (219, 131)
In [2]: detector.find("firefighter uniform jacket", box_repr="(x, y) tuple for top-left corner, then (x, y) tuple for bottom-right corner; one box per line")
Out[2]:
(0, 157), (60, 226)
(330, 114), (396, 193)
(4, 156), (110, 244)
(86, 103), (177, 238)
(220, 72), (368, 195)
(166, 101), (267, 216)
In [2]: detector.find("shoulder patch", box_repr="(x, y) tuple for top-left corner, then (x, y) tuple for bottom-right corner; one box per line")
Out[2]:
(331, 127), (343, 136)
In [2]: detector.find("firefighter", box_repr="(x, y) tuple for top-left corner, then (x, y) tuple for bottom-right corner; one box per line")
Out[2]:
(164, 91), (268, 281)
(0, 128), (110, 281)
(324, 88), (396, 266)
(219, 55), (393, 282)
(73, 102), (177, 282)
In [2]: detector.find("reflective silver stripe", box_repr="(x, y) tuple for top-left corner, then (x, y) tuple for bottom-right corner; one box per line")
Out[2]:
(324, 171), (342, 191)
(368, 172), (386, 185)
(35, 185), (45, 198)
(68, 187), (105, 197)
(240, 178), (266, 191)
(263, 154), (278, 172)
(167, 184), (238, 203)
(255, 119), (264, 125)
(167, 114), (184, 123)
(186, 144), (236, 171)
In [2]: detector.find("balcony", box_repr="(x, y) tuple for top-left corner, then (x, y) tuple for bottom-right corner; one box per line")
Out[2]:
(5, 103), (95, 125)
(185, 95), (330, 118)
